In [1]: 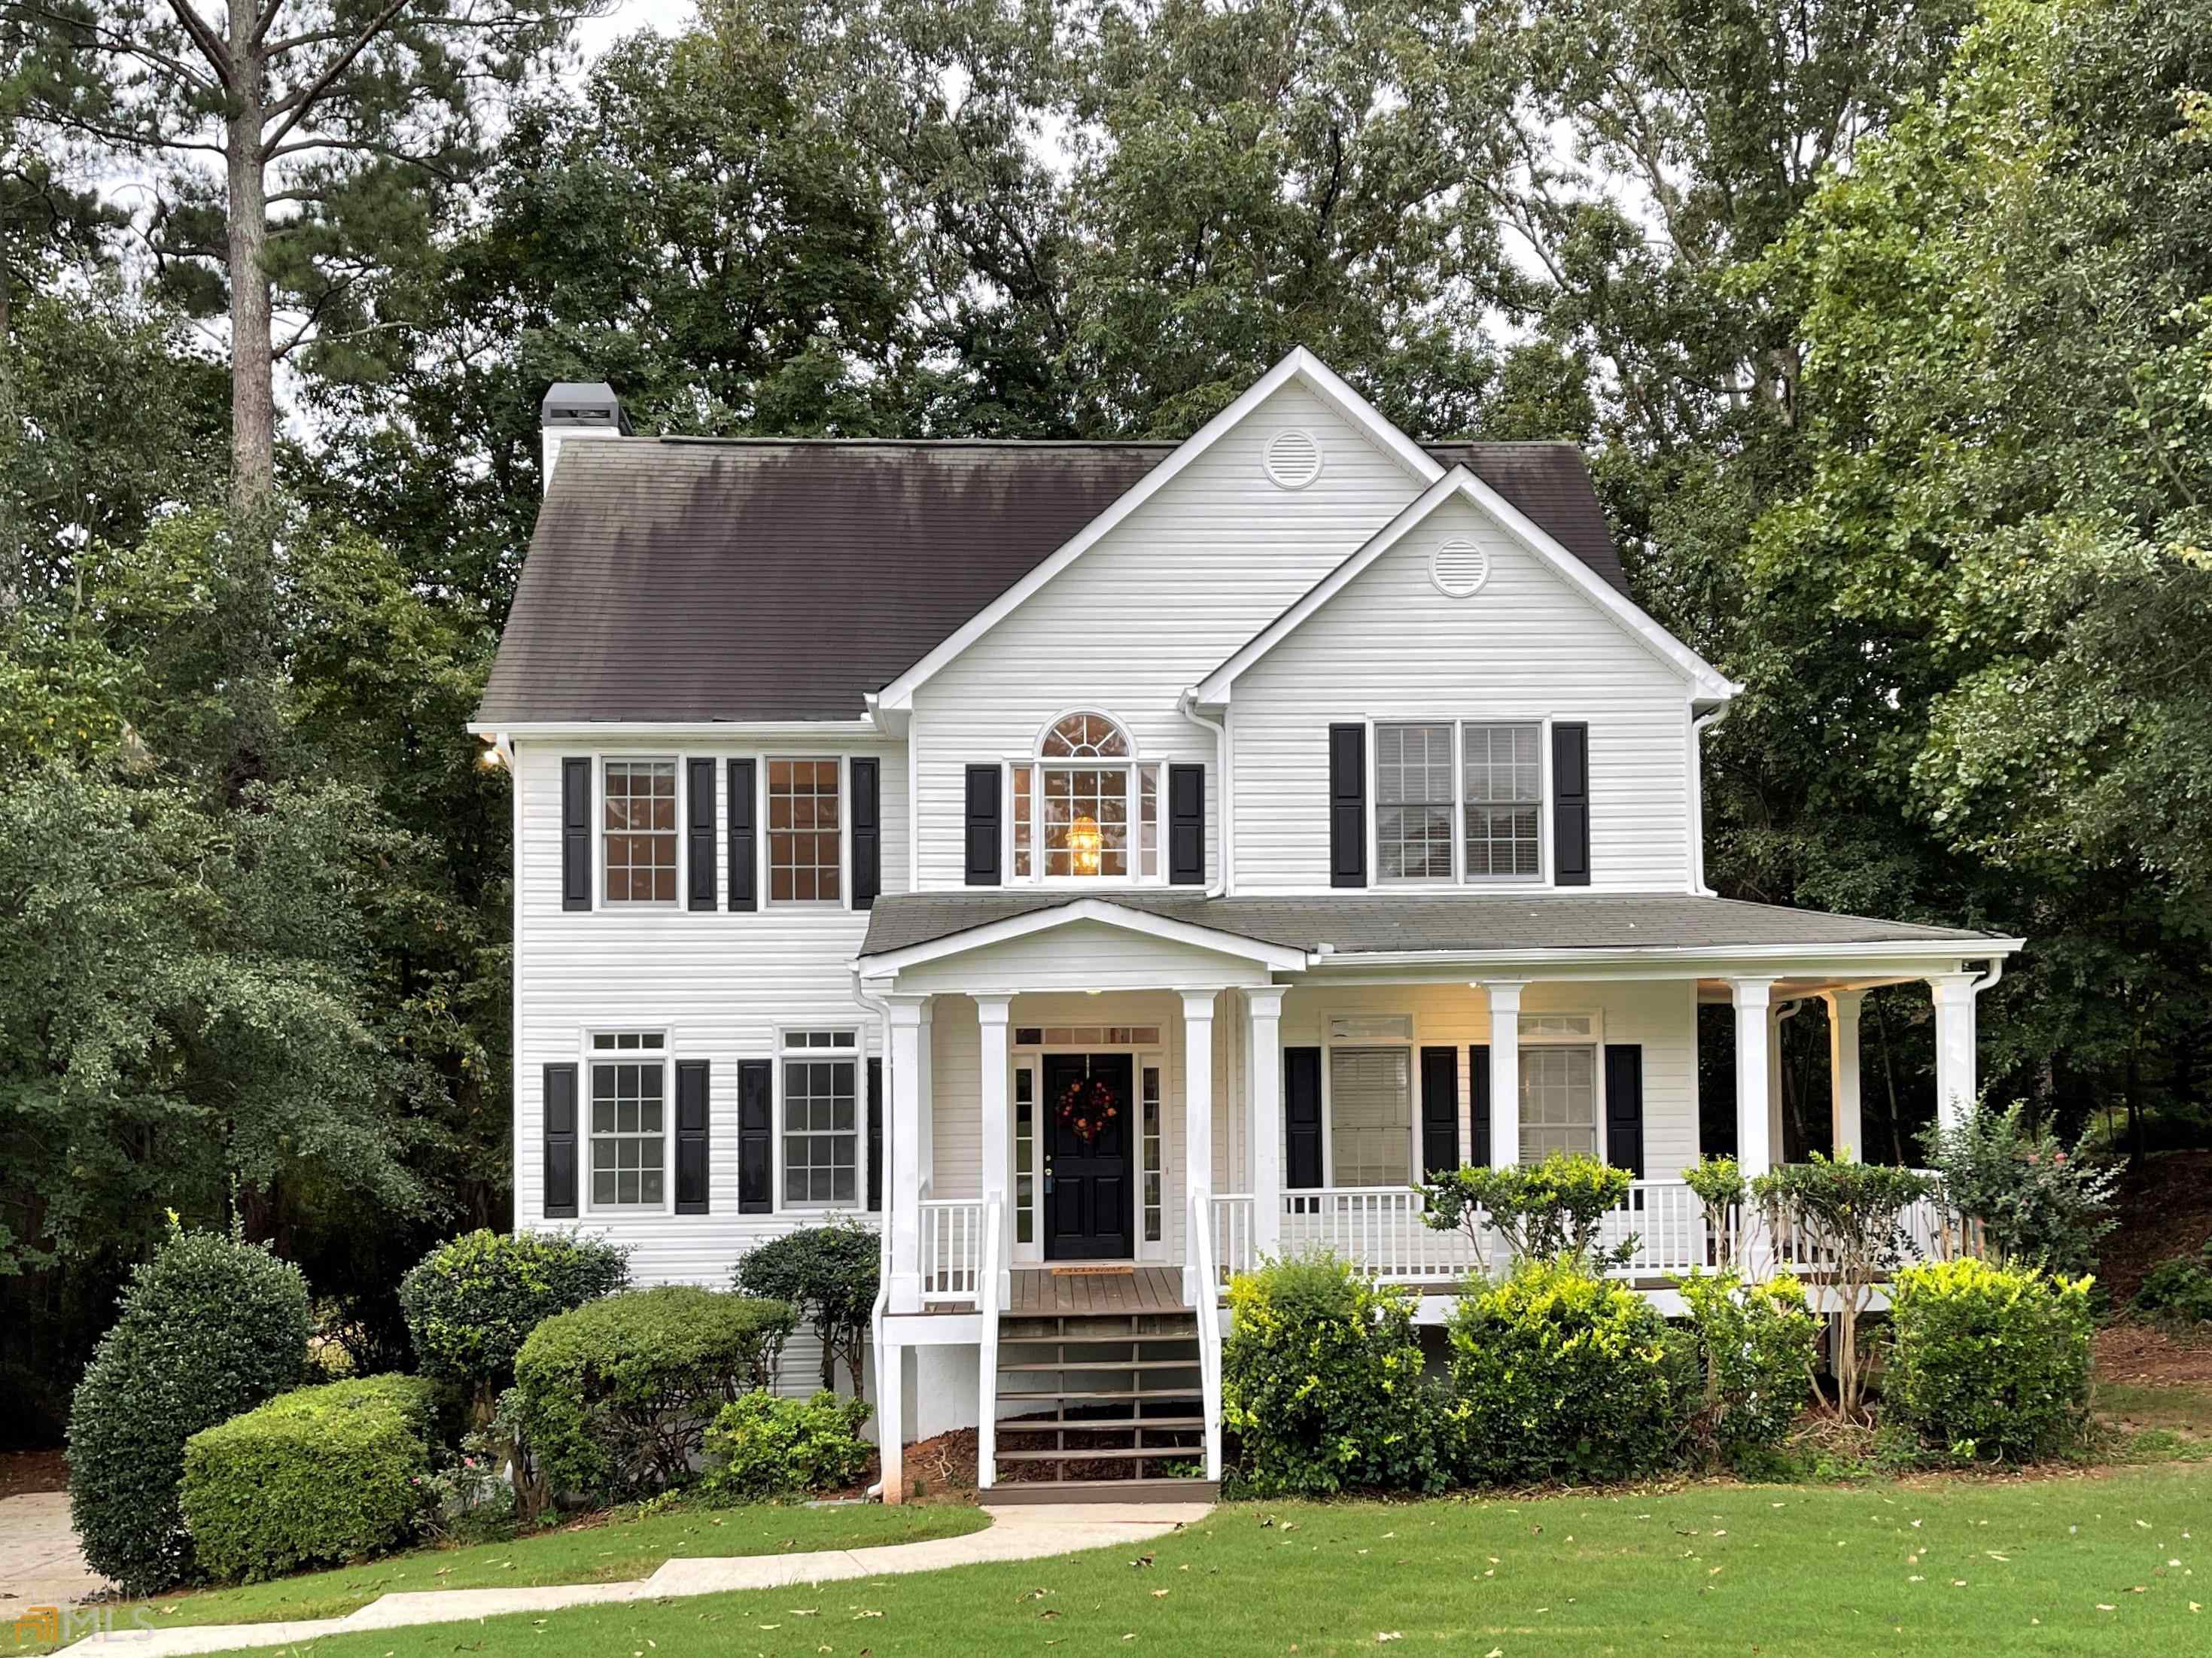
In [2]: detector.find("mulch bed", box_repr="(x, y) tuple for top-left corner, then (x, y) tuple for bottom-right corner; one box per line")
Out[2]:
(2098, 1148), (2212, 1304)
(2092, 1322), (2212, 1386)
(0, 1450), (67, 1500)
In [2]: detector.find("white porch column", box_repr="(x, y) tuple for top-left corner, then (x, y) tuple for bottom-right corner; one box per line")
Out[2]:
(1929, 972), (1979, 1133)
(1730, 978), (1776, 1176)
(1824, 990), (1865, 1160)
(975, 993), (1014, 1303)
(885, 994), (928, 1315)
(915, 999), (936, 1194)
(1481, 981), (1526, 1164)
(876, 1336), (906, 1503)
(1767, 1002), (1790, 1166)
(1245, 984), (1286, 1257)
(1179, 988), (1218, 1306)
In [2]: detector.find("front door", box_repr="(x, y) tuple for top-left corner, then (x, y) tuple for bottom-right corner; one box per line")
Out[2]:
(1042, 1052), (1135, 1260)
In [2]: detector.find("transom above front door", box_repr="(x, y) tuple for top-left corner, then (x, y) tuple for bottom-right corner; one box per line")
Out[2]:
(1042, 1052), (1135, 1261)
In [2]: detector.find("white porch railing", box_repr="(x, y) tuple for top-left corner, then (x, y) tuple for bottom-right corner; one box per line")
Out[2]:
(918, 1197), (983, 1305)
(1276, 1185), (1491, 1283)
(1210, 1193), (1256, 1284)
(1596, 1179), (1714, 1277)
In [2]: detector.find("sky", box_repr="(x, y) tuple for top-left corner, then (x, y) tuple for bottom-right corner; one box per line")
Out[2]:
(574, 0), (698, 61)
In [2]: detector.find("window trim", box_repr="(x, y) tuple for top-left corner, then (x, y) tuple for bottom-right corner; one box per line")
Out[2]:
(598, 756), (684, 910)
(1319, 1012), (1419, 1189)
(1365, 715), (1554, 888)
(1514, 1007), (1608, 1166)
(763, 754), (849, 910)
(582, 1028), (672, 1215)
(774, 1025), (866, 1211)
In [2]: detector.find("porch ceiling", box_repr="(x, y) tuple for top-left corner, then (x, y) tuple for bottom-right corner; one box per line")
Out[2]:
(857, 890), (2016, 972)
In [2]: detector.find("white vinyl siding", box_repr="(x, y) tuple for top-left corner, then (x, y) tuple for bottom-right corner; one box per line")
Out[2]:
(1230, 492), (1697, 893)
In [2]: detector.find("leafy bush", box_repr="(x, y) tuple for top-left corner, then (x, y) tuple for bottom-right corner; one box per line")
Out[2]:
(181, 1376), (438, 1581)
(1681, 1156), (1746, 1267)
(1422, 1151), (1635, 1271)
(510, 1287), (795, 1502)
(2133, 1242), (2212, 1326)
(1750, 1155), (1934, 1416)
(1920, 1100), (2119, 1275)
(400, 1229), (631, 1413)
(732, 1224), (879, 1398)
(1221, 1253), (1442, 1496)
(1885, 1257), (2094, 1464)
(700, 1389), (873, 1501)
(68, 1226), (312, 1593)
(1675, 1271), (1817, 1469)
(1448, 1259), (1690, 1485)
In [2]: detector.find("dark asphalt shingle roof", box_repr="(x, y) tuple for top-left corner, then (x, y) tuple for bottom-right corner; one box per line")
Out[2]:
(857, 892), (2005, 960)
(476, 439), (1628, 723)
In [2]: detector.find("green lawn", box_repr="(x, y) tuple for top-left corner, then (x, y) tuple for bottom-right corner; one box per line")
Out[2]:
(46, 1501), (984, 1643)
(182, 1464), (2208, 1657)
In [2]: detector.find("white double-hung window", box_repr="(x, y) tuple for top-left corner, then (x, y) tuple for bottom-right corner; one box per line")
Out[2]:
(781, 1029), (860, 1206)
(1374, 720), (1543, 883)
(1009, 711), (1164, 881)
(1325, 1014), (1416, 1187)
(1517, 1013), (1600, 1162)
(589, 1032), (667, 1208)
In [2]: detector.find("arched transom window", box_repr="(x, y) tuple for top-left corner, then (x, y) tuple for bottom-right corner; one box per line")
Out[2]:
(1012, 712), (1161, 882)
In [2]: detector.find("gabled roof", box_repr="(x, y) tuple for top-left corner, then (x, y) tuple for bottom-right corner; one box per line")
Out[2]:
(473, 377), (1634, 725)
(856, 891), (2019, 964)
(1194, 466), (1739, 707)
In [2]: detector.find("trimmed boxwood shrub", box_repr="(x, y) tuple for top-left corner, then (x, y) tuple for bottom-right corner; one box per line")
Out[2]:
(1449, 1260), (1691, 1485)
(701, 1389), (873, 1502)
(1885, 1256), (2093, 1464)
(182, 1376), (439, 1581)
(1676, 1271), (1817, 1471)
(511, 1287), (796, 1501)
(68, 1227), (312, 1593)
(399, 1230), (630, 1413)
(1221, 1253), (1442, 1496)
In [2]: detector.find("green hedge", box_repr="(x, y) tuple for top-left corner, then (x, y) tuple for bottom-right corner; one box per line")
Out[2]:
(1222, 1254), (1442, 1495)
(511, 1286), (795, 1501)
(701, 1389), (873, 1502)
(400, 1230), (630, 1410)
(1676, 1271), (1817, 1471)
(1449, 1261), (1690, 1485)
(1885, 1256), (2093, 1463)
(68, 1228), (312, 1593)
(181, 1376), (439, 1581)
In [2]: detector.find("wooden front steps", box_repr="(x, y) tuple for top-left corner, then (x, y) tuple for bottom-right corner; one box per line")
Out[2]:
(988, 1310), (1207, 1499)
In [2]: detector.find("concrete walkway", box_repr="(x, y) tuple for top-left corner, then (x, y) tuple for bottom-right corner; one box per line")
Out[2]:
(0, 1489), (113, 1610)
(75, 1501), (1211, 1656)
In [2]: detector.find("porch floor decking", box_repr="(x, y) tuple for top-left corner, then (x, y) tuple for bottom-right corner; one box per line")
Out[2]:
(1009, 1266), (1188, 1317)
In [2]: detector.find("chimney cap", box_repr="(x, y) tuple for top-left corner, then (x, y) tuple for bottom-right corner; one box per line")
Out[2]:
(540, 382), (630, 431)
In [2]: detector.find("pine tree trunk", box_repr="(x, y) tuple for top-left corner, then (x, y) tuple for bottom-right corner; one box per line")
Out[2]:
(225, 0), (275, 527)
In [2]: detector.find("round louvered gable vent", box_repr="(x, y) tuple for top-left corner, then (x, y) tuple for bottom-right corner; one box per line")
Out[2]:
(1263, 428), (1324, 490)
(1431, 537), (1489, 597)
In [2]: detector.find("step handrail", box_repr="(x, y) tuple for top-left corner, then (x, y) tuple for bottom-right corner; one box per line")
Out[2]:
(1188, 1185), (1224, 1480)
(975, 1192), (1003, 1490)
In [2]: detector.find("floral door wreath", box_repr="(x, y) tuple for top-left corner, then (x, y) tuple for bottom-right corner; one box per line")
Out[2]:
(1055, 1075), (1121, 1145)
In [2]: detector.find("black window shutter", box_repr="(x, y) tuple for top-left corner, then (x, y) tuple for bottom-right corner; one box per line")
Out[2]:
(1419, 1045), (1459, 1178)
(964, 765), (1001, 886)
(674, 1059), (710, 1213)
(686, 759), (717, 911)
(1168, 763), (1205, 885)
(851, 758), (881, 910)
(727, 759), (756, 912)
(1552, 722), (1590, 887)
(1328, 723), (1367, 888)
(738, 1058), (773, 1213)
(561, 758), (592, 911)
(1468, 1045), (1493, 1167)
(866, 1057), (883, 1213)
(1284, 1046), (1323, 1188)
(543, 1063), (579, 1218)
(1605, 1043), (1645, 1177)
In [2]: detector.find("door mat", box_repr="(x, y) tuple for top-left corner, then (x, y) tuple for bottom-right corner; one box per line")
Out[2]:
(1048, 1264), (1135, 1276)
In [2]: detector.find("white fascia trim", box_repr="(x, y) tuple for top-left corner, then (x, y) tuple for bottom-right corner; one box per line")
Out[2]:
(466, 719), (882, 740)
(872, 348), (1444, 713)
(1301, 937), (2025, 972)
(1193, 467), (1742, 704)
(853, 897), (1309, 976)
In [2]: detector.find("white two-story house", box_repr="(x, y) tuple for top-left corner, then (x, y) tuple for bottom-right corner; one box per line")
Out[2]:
(473, 351), (2021, 1501)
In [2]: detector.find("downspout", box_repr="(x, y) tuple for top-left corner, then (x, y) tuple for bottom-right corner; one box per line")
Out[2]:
(853, 969), (896, 1498)
(1179, 690), (1230, 897)
(1688, 702), (1730, 896)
